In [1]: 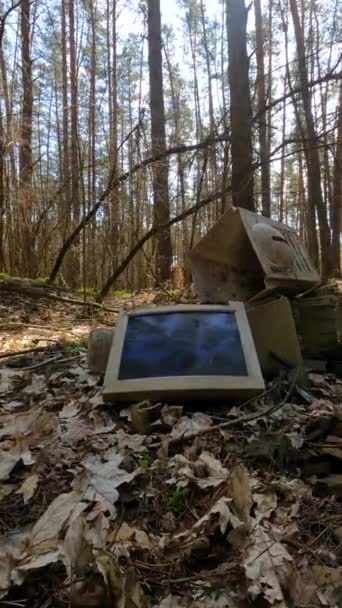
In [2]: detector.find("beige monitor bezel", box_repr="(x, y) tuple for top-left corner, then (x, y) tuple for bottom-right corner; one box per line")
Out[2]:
(102, 303), (265, 402)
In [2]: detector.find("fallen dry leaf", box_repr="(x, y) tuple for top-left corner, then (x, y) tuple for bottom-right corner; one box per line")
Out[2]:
(25, 491), (83, 553)
(59, 402), (80, 419)
(0, 369), (17, 395)
(171, 413), (212, 439)
(63, 513), (92, 577)
(0, 407), (56, 445)
(96, 554), (145, 608)
(115, 429), (146, 453)
(16, 474), (39, 504)
(289, 565), (342, 607)
(0, 449), (22, 481)
(0, 534), (26, 598)
(22, 374), (46, 395)
(73, 451), (138, 515)
(161, 405), (183, 427)
(173, 496), (242, 545)
(0, 483), (15, 500)
(244, 525), (293, 606)
(168, 452), (229, 489)
(196, 451), (229, 489)
(253, 492), (277, 523)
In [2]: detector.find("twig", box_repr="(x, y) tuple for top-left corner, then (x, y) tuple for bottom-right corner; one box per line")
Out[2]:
(33, 291), (119, 313)
(0, 281), (119, 313)
(0, 323), (75, 332)
(150, 370), (300, 449)
(19, 354), (81, 371)
(0, 346), (51, 359)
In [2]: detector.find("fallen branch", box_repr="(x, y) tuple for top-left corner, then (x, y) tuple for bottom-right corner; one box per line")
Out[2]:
(151, 370), (299, 449)
(95, 186), (231, 302)
(34, 291), (119, 314)
(0, 280), (119, 313)
(0, 346), (50, 359)
(48, 133), (230, 284)
(18, 354), (81, 371)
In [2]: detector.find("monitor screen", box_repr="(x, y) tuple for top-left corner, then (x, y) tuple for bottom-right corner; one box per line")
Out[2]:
(118, 311), (248, 380)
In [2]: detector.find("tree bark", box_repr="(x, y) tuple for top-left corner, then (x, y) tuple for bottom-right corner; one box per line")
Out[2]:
(111, 0), (119, 271)
(254, 0), (271, 216)
(332, 81), (342, 278)
(147, 0), (172, 282)
(19, 0), (34, 276)
(226, 0), (254, 210)
(266, 0), (273, 158)
(61, 0), (70, 235)
(289, 0), (332, 278)
(199, 0), (218, 191)
(68, 0), (80, 284)
(279, 78), (286, 223)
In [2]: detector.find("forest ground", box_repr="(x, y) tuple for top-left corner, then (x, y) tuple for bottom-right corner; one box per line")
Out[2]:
(0, 283), (342, 608)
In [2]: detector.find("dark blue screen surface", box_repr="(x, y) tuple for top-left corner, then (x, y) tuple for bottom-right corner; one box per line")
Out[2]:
(118, 312), (248, 379)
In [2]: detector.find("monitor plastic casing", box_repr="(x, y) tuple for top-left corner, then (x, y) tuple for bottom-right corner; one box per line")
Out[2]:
(102, 303), (265, 403)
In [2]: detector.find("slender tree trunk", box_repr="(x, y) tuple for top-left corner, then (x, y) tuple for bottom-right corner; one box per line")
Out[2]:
(61, 0), (70, 236)
(313, 5), (332, 231)
(147, 0), (172, 282)
(280, 0), (319, 262)
(254, 0), (271, 216)
(199, 0), (218, 190)
(164, 39), (189, 258)
(289, 0), (332, 278)
(0, 104), (5, 269)
(88, 0), (97, 286)
(226, 0), (254, 210)
(266, 0), (273, 159)
(68, 0), (80, 284)
(332, 81), (342, 277)
(279, 77), (286, 223)
(298, 151), (306, 242)
(19, 0), (34, 276)
(111, 0), (119, 269)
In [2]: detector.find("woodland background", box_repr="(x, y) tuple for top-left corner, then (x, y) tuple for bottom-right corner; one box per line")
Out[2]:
(0, 0), (341, 301)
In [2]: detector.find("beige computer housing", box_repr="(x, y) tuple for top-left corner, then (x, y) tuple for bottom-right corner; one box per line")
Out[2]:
(102, 303), (265, 402)
(190, 206), (320, 304)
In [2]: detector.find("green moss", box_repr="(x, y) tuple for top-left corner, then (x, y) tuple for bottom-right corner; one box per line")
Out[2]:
(33, 277), (49, 284)
(63, 336), (88, 354)
(0, 272), (13, 281)
(112, 289), (131, 298)
(168, 487), (190, 514)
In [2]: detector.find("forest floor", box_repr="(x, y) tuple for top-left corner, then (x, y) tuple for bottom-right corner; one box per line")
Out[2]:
(0, 283), (342, 608)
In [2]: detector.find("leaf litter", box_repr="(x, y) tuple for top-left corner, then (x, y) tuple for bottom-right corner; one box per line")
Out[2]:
(0, 288), (342, 607)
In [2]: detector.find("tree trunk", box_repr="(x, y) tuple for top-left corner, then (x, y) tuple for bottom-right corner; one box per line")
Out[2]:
(199, 0), (218, 191)
(68, 0), (80, 285)
(61, 0), (70, 237)
(88, 0), (97, 286)
(19, 0), (34, 276)
(254, 0), (271, 216)
(332, 81), (342, 278)
(279, 78), (286, 223)
(0, 105), (5, 270)
(266, 0), (273, 160)
(110, 0), (119, 270)
(280, 0), (319, 262)
(226, 0), (254, 210)
(289, 0), (332, 278)
(147, 0), (172, 282)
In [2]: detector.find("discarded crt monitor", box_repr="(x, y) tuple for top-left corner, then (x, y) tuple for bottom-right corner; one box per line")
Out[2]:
(102, 303), (264, 402)
(190, 207), (320, 303)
